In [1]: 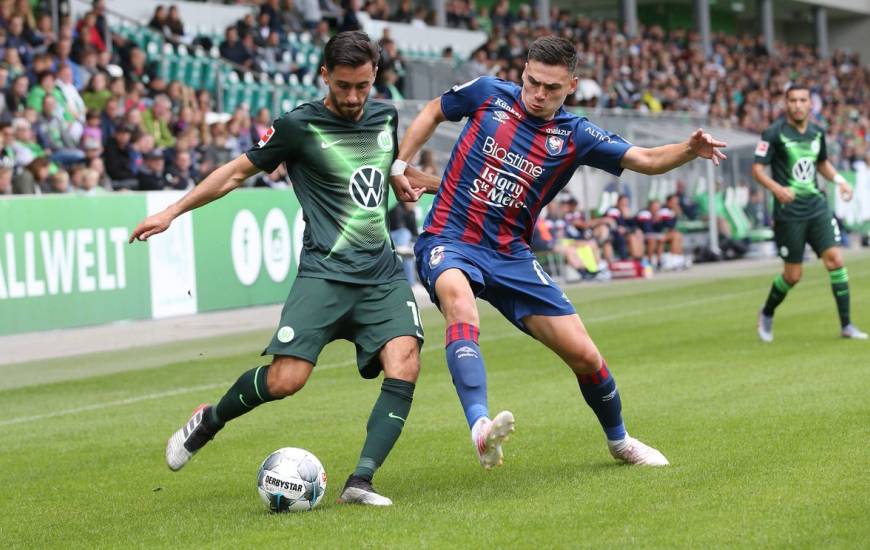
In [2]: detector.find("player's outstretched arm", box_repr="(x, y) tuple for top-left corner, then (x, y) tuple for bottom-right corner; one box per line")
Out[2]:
(621, 128), (727, 175)
(751, 162), (795, 204)
(129, 154), (261, 242)
(405, 165), (442, 195)
(391, 97), (447, 201)
(818, 159), (854, 202)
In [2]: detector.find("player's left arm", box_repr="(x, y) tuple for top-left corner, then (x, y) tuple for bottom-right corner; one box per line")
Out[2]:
(621, 128), (727, 175)
(405, 165), (441, 194)
(818, 160), (853, 202)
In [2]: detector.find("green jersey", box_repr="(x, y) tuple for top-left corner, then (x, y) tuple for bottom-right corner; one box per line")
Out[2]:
(754, 118), (829, 221)
(246, 100), (404, 285)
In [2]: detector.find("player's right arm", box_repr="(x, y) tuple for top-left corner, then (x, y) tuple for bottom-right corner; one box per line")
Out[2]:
(392, 76), (490, 201)
(129, 154), (261, 242)
(750, 127), (794, 204)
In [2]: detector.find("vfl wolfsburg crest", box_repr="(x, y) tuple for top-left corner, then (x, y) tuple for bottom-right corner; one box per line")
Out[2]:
(377, 130), (393, 151)
(349, 165), (385, 210)
(792, 158), (815, 183)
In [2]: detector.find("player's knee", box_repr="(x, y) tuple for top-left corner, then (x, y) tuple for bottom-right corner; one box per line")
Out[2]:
(823, 252), (844, 271)
(383, 343), (420, 383)
(442, 296), (478, 325)
(567, 347), (602, 375)
(783, 273), (801, 286)
(266, 361), (309, 397)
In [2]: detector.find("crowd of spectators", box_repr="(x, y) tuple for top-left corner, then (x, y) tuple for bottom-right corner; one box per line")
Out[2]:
(358, 0), (869, 170)
(0, 0), (300, 196)
(533, 191), (694, 279)
(3, 0), (868, 198)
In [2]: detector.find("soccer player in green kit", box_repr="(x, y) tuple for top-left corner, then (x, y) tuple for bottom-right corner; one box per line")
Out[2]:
(130, 31), (438, 505)
(752, 85), (866, 341)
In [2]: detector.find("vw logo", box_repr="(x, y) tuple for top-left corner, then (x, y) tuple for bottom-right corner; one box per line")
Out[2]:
(792, 158), (815, 183)
(349, 165), (385, 210)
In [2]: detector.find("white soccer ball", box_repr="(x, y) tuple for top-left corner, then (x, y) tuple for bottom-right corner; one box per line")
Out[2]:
(256, 447), (327, 512)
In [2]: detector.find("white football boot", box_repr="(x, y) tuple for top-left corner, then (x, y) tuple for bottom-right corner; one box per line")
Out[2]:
(165, 404), (219, 471)
(840, 324), (868, 340)
(336, 475), (393, 506)
(757, 310), (774, 343)
(472, 411), (515, 470)
(608, 436), (670, 466)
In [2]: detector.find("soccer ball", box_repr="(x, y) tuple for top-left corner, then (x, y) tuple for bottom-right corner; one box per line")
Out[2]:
(256, 447), (327, 512)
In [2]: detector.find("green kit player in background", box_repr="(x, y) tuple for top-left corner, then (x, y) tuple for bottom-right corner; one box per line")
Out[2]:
(130, 31), (439, 505)
(752, 85), (866, 342)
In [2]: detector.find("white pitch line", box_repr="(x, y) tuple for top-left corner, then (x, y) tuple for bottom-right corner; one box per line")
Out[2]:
(0, 289), (756, 427)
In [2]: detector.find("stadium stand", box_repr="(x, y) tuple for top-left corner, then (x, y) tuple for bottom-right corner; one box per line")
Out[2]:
(1, 0), (868, 267)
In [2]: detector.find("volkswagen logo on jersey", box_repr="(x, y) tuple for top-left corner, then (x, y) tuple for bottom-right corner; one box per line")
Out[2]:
(546, 135), (565, 155)
(349, 165), (385, 210)
(792, 158), (815, 183)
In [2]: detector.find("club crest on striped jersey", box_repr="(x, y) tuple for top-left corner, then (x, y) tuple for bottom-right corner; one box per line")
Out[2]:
(429, 245), (445, 267)
(546, 135), (565, 155)
(258, 126), (275, 147)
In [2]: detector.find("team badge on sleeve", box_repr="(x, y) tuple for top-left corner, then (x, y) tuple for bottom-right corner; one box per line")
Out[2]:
(754, 140), (769, 157)
(546, 135), (565, 155)
(258, 126), (275, 147)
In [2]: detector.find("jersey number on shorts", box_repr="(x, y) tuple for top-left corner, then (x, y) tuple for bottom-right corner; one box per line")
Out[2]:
(406, 301), (422, 328)
(831, 218), (842, 242)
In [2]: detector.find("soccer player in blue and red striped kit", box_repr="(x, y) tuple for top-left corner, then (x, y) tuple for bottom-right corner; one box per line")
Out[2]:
(391, 36), (727, 468)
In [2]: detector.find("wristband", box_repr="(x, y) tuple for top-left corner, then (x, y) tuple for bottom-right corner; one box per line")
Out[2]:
(833, 174), (847, 186)
(390, 159), (408, 176)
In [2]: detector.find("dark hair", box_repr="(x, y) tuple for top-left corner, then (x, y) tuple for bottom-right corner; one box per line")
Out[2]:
(323, 31), (379, 71)
(785, 84), (810, 98)
(527, 36), (577, 73)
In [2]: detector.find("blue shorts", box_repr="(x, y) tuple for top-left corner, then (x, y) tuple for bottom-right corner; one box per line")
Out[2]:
(415, 234), (576, 333)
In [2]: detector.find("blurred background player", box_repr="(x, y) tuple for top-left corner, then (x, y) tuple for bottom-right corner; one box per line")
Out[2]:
(392, 36), (727, 469)
(752, 85), (866, 341)
(130, 31), (439, 506)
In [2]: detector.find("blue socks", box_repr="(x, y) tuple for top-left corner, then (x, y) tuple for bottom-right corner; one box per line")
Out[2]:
(446, 323), (625, 441)
(577, 360), (626, 441)
(445, 323), (489, 428)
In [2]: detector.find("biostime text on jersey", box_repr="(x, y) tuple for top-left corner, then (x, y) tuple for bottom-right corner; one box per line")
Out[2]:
(470, 136), (543, 210)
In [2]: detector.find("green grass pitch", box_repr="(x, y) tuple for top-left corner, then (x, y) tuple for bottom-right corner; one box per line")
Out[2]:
(1, 255), (868, 548)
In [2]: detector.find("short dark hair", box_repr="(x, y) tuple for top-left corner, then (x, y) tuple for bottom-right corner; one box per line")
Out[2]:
(527, 36), (577, 73)
(323, 31), (379, 72)
(785, 84), (810, 98)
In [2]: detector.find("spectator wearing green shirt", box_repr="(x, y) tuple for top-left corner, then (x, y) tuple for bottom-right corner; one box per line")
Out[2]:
(141, 94), (176, 149)
(26, 71), (68, 120)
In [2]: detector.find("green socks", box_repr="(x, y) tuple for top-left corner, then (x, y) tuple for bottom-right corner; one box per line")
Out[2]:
(762, 274), (792, 317)
(353, 378), (415, 481)
(212, 365), (276, 427)
(829, 267), (851, 327)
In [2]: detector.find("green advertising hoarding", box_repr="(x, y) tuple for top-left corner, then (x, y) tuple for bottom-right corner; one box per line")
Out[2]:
(0, 195), (151, 334)
(0, 189), (437, 336)
(192, 190), (302, 312)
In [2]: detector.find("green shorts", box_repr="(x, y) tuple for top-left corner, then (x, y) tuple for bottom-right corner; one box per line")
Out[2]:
(263, 277), (424, 378)
(774, 211), (840, 264)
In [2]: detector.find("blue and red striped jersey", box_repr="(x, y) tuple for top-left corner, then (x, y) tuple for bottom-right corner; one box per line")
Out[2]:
(423, 76), (632, 255)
